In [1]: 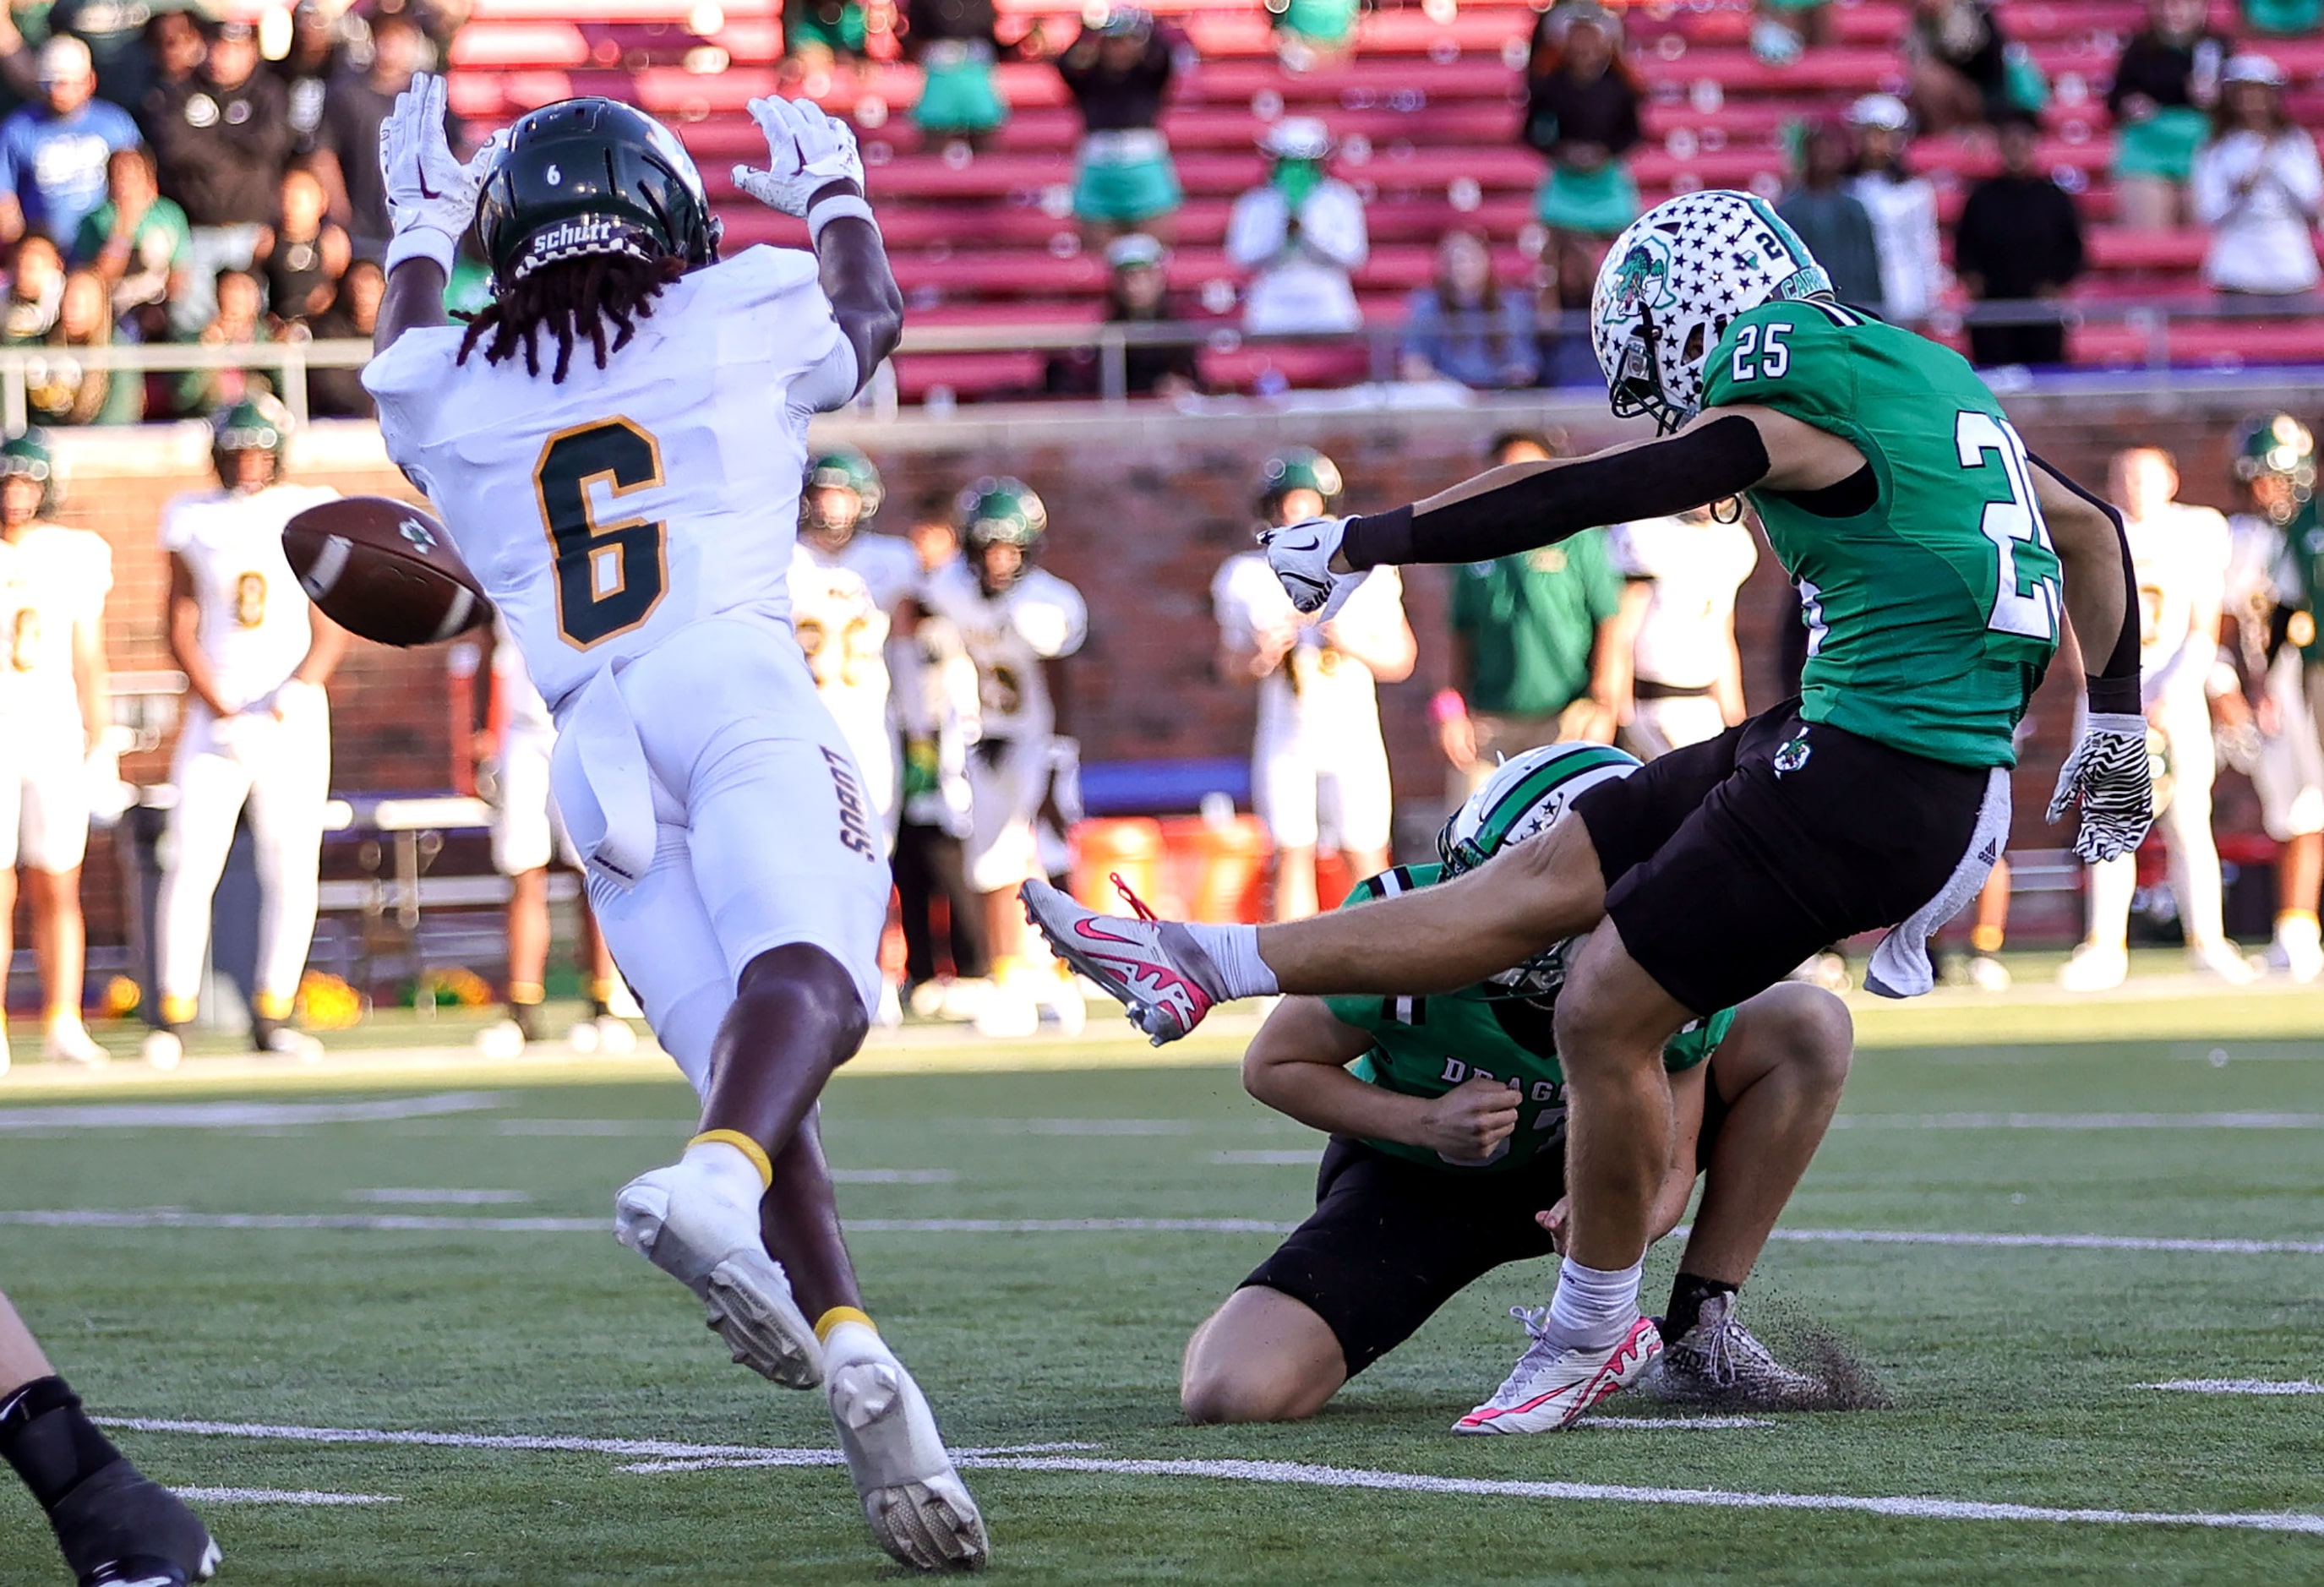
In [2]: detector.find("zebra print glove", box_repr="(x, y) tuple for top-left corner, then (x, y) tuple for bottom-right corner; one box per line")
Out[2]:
(2045, 713), (2155, 864)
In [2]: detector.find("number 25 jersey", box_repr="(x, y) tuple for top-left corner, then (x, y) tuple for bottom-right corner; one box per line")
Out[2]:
(363, 246), (857, 712)
(1700, 300), (2063, 769)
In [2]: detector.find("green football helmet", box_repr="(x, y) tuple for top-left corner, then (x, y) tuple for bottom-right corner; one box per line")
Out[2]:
(2232, 412), (2316, 524)
(210, 395), (291, 488)
(956, 477), (1049, 552)
(0, 429), (57, 514)
(804, 446), (886, 521)
(1255, 447), (1344, 516)
(473, 97), (722, 286)
(1438, 742), (1639, 995)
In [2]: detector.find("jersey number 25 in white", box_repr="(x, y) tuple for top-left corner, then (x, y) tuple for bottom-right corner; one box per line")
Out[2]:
(1729, 321), (1792, 383)
(1955, 411), (2061, 641)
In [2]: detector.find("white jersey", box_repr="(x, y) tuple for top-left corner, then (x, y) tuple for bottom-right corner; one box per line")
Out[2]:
(0, 521), (109, 728)
(2125, 501), (2231, 708)
(2226, 510), (2302, 625)
(789, 542), (892, 728)
(805, 531), (921, 619)
(161, 483), (336, 712)
(1212, 551), (1403, 743)
(918, 559), (1086, 742)
(1605, 515), (1757, 690)
(363, 246), (858, 715)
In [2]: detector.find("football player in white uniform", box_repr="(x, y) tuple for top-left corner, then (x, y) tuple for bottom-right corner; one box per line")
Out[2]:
(2059, 447), (2254, 990)
(145, 400), (346, 1070)
(0, 433), (112, 1073)
(1603, 502), (1753, 759)
(363, 81), (985, 1570)
(917, 477), (1088, 1037)
(476, 619), (638, 1058)
(1212, 450), (1414, 919)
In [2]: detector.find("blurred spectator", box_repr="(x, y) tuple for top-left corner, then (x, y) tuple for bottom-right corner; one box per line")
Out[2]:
(2108, 0), (2226, 232)
(1057, 9), (1181, 247)
(1523, 2), (1640, 315)
(1397, 229), (1537, 389)
(1845, 94), (1941, 324)
(0, 10), (41, 117)
(139, 8), (206, 108)
(304, 256), (383, 418)
(272, 0), (357, 155)
(1906, 0), (2010, 134)
(783, 0), (870, 89)
(172, 264), (270, 415)
(0, 229), (62, 338)
(904, 0), (1009, 150)
(0, 38), (139, 247)
(1750, 0), (1830, 66)
(47, 0), (160, 114)
(1437, 430), (1624, 794)
(256, 162), (350, 327)
(2243, 0), (2322, 37)
(1271, 0), (1356, 74)
(1776, 123), (1883, 310)
(1225, 117), (1367, 335)
(72, 145), (183, 329)
(1044, 232), (1200, 398)
(2193, 54), (2321, 303)
(20, 265), (138, 423)
(1953, 112), (2083, 365)
(314, 7), (441, 259)
(145, 19), (293, 335)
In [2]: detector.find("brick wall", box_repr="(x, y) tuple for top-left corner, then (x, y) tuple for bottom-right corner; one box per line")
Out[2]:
(36, 374), (2321, 948)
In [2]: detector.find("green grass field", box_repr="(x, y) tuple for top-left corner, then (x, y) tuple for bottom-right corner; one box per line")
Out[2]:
(3, 987), (2322, 1584)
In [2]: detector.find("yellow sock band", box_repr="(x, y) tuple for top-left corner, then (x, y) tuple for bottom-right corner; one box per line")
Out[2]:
(254, 990), (294, 1022)
(815, 1306), (875, 1343)
(590, 977), (617, 1003)
(2279, 910), (2319, 930)
(508, 981), (544, 1006)
(159, 995), (197, 1027)
(1969, 924), (2005, 954)
(689, 1129), (772, 1188)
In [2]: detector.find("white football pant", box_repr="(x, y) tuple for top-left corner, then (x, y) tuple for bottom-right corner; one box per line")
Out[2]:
(0, 712), (90, 873)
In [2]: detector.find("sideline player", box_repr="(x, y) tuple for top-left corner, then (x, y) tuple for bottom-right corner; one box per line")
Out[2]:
(363, 82), (985, 1568)
(1181, 748), (1847, 1426)
(1604, 500), (1753, 758)
(1212, 449), (1415, 920)
(146, 400), (346, 1070)
(918, 477), (1088, 1037)
(796, 446), (920, 841)
(0, 433), (112, 1072)
(1027, 188), (2147, 1426)
(1, 1286), (218, 1584)
(476, 619), (637, 1058)
(2059, 447), (2251, 990)
(2219, 412), (2324, 979)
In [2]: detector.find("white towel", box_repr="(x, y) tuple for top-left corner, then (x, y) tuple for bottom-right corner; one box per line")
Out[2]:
(548, 668), (657, 892)
(1864, 766), (2012, 1000)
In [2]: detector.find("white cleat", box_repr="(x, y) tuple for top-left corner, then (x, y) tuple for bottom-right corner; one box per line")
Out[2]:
(2056, 942), (2128, 993)
(140, 1029), (183, 1072)
(43, 1017), (109, 1067)
(1453, 1311), (1662, 1435)
(1964, 953), (2011, 993)
(260, 1026), (325, 1063)
(570, 1015), (636, 1055)
(2190, 941), (2259, 985)
(613, 1159), (821, 1388)
(1034, 972), (1086, 1037)
(970, 983), (1039, 1040)
(2267, 920), (2324, 982)
(934, 977), (992, 1023)
(876, 979), (905, 1029)
(1016, 879), (1223, 1045)
(476, 1017), (526, 1060)
(828, 1354), (990, 1572)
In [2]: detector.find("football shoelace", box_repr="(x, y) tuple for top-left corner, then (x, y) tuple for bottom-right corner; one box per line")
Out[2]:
(1109, 871), (1159, 923)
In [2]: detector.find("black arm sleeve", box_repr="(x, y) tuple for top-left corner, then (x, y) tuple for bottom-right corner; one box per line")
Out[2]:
(2028, 450), (2141, 715)
(1341, 413), (1771, 570)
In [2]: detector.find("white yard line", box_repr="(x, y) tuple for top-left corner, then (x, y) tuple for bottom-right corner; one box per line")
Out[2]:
(1830, 1112), (2324, 1130)
(347, 1189), (535, 1205)
(1765, 1229), (2324, 1256)
(827, 1170), (958, 1183)
(172, 1486), (400, 1505)
(2143, 1380), (2324, 1394)
(101, 1418), (2324, 1535)
(494, 1120), (686, 1136)
(3, 1209), (607, 1232)
(0, 1092), (510, 1132)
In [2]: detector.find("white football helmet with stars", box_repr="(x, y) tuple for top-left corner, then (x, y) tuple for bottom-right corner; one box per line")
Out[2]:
(1591, 188), (1835, 434)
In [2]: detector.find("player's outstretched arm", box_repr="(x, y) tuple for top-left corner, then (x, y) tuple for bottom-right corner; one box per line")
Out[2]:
(372, 72), (495, 356)
(1242, 996), (1520, 1164)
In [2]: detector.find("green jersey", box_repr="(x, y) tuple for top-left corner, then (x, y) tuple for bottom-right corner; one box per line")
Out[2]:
(1323, 864), (1733, 1174)
(1699, 299), (2061, 768)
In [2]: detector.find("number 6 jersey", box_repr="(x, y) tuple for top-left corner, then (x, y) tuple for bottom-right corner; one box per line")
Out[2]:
(1699, 299), (2063, 769)
(363, 246), (858, 712)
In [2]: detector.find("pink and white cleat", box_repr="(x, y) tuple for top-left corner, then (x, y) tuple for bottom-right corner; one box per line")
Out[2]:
(1453, 1310), (1662, 1435)
(1017, 877), (1225, 1045)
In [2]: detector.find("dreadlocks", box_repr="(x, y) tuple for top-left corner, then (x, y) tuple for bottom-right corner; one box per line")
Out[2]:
(456, 253), (688, 383)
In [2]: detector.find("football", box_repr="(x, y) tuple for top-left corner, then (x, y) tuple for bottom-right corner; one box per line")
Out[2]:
(282, 495), (491, 647)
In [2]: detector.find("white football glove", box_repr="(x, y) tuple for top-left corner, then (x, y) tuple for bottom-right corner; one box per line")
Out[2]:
(1260, 514), (1362, 620)
(2046, 712), (2156, 864)
(378, 72), (495, 271)
(733, 94), (865, 219)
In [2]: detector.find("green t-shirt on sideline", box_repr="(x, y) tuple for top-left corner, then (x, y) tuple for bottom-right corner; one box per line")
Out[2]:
(1448, 525), (1623, 717)
(1323, 864), (1733, 1173)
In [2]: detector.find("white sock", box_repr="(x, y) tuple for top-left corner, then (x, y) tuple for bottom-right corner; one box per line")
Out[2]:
(1178, 922), (1279, 1000)
(821, 1317), (892, 1372)
(1545, 1255), (1645, 1351)
(680, 1138), (766, 1202)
